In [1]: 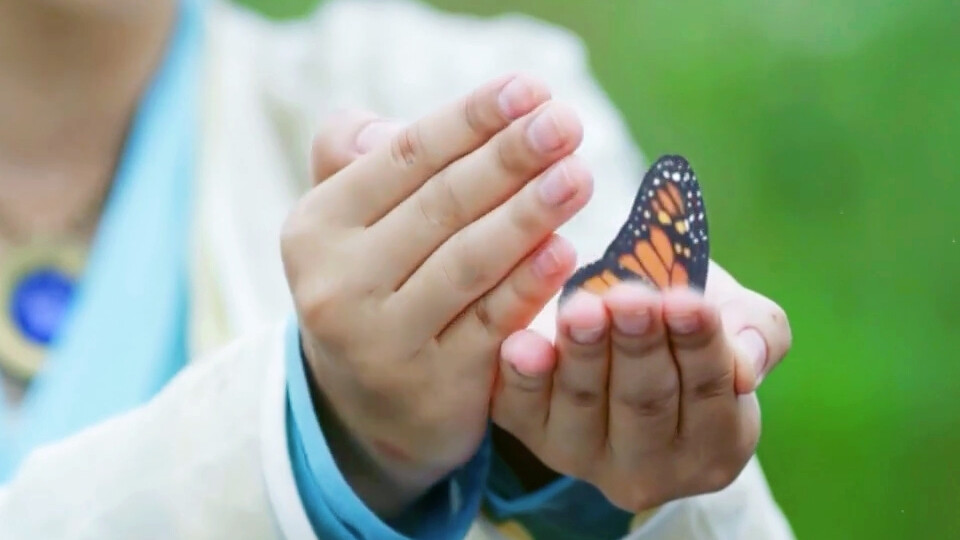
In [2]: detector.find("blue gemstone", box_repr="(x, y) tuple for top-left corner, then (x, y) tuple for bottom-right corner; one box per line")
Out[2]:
(9, 268), (75, 346)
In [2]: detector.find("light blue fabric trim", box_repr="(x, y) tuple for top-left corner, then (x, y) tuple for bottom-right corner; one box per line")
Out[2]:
(284, 317), (492, 539)
(0, 0), (204, 482)
(485, 473), (579, 515)
(484, 450), (635, 539)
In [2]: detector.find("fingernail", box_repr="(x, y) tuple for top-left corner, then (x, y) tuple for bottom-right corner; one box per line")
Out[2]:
(509, 359), (541, 379)
(538, 162), (576, 206)
(498, 76), (535, 119)
(665, 311), (701, 334)
(613, 310), (651, 335)
(533, 237), (566, 278)
(355, 120), (395, 153)
(737, 328), (768, 381)
(569, 323), (605, 345)
(526, 107), (564, 154)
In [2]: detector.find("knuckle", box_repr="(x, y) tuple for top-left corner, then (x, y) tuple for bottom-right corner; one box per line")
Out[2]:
(470, 294), (500, 336)
(509, 271), (546, 309)
(439, 242), (489, 294)
(612, 331), (667, 357)
(691, 370), (734, 401)
(617, 377), (679, 418)
(389, 123), (427, 169)
(569, 389), (602, 408)
(495, 130), (531, 174)
(462, 90), (496, 137)
(418, 173), (468, 230)
(557, 377), (603, 409)
(509, 199), (545, 236)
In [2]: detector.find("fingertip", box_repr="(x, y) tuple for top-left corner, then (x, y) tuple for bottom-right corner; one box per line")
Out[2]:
(497, 72), (553, 119)
(532, 234), (577, 281)
(558, 290), (608, 327)
(662, 290), (721, 338)
(602, 283), (659, 337)
(501, 330), (556, 378)
(569, 155), (596, 209)
(354, 118), (403, 154)
(546, 101), (585, 148)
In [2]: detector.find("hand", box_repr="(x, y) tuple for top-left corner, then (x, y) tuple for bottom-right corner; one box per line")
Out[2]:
(491, 264), (791, 512)
(280, 74), (593, 515)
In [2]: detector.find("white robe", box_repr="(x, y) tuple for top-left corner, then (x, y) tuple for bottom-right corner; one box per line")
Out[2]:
(0, 0), (795, 538)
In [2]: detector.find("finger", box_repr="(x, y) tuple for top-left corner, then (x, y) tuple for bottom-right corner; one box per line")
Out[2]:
(719, 292), (792, 392)
(310, 110), (397, 185)
(542, 292), (610, 473)
(439, 234), (576, 346)
(394, 154), (592, 341)
(315, 73), (551, 225)
(675, 392), (761, 500)
(371, 100), (582, 286)
(705, 260), (792, 392)
(706, 392), (762, 493)
(491, 329), (556, 448)
(603, 284), (681, 462)
(435, 234), (574, 376)
(661, 290), (736, 442)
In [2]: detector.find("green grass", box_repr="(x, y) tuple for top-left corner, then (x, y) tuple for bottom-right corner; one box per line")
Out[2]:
(235, 1), (960, 537)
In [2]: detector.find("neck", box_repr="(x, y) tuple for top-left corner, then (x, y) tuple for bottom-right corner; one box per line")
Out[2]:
(0, 1), (178, 236)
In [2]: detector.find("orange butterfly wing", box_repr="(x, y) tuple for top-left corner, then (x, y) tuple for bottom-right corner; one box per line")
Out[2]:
(560, 155), (709, 303)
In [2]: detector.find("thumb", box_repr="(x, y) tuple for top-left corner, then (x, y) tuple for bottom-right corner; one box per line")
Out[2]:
(310, 109), (403, 185)
(720, 293), (792, 393)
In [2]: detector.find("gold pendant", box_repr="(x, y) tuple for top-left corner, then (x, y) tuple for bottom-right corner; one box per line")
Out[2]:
(0, 241), (85, 382)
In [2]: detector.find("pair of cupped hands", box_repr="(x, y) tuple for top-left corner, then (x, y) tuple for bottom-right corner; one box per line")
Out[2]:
(280, 73), (792, 518)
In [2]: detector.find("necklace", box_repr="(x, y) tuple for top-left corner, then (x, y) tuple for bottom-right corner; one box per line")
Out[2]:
(0, 187), (107, 383)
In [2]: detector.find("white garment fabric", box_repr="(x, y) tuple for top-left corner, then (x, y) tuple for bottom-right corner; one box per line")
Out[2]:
(0, 0), (795, 538)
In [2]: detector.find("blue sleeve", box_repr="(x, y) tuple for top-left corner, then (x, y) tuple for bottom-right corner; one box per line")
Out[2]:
(284, 318), (491, 540)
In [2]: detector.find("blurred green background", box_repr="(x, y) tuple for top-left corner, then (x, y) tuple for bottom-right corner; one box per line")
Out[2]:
(238, 0), (959, 537)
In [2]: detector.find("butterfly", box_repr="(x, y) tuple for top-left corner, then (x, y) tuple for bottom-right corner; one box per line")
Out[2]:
(559, 154), (710, 303)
